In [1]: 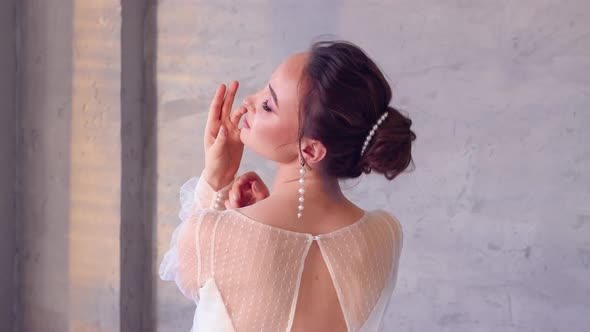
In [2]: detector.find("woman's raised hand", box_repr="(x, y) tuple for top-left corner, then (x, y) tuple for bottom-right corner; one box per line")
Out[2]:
(204, 81), (248, 190)
(224, 171), (270, 209)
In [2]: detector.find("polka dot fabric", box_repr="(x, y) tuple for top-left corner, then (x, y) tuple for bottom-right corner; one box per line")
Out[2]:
(159, 170), (404, 332)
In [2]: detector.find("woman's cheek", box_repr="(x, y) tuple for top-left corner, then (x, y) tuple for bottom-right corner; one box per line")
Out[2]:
(267, 121), (295, 143)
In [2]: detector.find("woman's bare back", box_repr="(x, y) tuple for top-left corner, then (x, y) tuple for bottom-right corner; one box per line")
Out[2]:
(235, 197), (367, 331)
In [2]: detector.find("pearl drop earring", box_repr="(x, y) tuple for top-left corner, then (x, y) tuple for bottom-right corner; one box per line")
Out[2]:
(297, 156), (305, 219)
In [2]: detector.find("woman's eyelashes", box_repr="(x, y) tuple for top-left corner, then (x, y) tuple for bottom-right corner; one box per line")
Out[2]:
(262, 99), (272, 112)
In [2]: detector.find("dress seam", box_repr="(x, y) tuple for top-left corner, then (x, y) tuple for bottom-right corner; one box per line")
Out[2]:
(318, 240), (352, 332)
(285, 239), (314, 332)
(211, 212), (221, 278)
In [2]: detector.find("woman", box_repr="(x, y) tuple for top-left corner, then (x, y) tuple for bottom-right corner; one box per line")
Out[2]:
(160, 40), (416, 332)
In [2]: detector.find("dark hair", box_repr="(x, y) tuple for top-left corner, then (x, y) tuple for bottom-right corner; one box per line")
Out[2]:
(297, 40), (416, 180)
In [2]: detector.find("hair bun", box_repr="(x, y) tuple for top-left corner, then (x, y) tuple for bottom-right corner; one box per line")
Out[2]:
(359, 106), (416, 180)
(296, 40), (416, 180)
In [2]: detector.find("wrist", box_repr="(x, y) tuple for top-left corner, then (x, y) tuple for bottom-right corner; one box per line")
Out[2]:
(203, 169), (235, 191)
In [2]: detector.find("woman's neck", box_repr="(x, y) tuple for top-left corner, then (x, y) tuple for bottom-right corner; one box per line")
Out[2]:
(269, 162), (349, 211)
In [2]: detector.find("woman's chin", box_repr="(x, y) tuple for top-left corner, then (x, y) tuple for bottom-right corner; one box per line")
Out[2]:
(239, 130), (247, 144)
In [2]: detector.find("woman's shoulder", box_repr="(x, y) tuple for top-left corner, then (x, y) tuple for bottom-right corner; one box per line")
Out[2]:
(228, 199), (365, 235)
(371, 209), (404, 249)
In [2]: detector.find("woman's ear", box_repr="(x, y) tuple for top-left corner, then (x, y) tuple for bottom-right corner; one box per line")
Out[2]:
(301, 138), (327, 166)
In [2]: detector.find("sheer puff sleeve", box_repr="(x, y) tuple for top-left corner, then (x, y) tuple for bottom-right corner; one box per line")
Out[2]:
(159, 169), (236, 303)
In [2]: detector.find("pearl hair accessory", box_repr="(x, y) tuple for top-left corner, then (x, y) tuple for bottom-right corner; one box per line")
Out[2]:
(296, 110), (390, 220)
(297, 156), (306, 219)
(360, 110), (389, 156)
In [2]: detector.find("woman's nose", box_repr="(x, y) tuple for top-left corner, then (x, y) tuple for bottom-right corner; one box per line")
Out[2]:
(242, 96), (255, 114)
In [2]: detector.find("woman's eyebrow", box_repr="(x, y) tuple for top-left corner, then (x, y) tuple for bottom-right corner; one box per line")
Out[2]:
(268, 84), (279, 107)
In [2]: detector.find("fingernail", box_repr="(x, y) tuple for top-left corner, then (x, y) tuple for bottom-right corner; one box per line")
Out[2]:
(220, 126), (225, 136)
(253, 182), (258, 191)
(231, 193), (238, 201)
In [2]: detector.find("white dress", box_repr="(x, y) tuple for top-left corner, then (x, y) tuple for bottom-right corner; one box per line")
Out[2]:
(159, 170), (404, 332)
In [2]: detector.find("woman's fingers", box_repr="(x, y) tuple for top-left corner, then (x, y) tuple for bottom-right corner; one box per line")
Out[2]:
(251, 180), (270, 200)
(227, 174), (254, 207)
(231, 106), (248, 129)
(205, 84), (226, 139)
(224, 189), (242, 209)
(230, 177), (249, 206)
(205, 81), (240, 139)
(237, 172), (269, 203)
(221, 81), (239, 124)
(220, 172), (270, 210)
(239, 171), (262, 184)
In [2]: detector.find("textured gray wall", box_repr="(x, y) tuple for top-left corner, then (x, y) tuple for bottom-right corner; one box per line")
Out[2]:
(17, 1), (122, 331)
(17, 1), (74, 330)
(4, 0), (589, 331)
(0, 0), (17, 331)
(155, 1), (590, 331)
(120, 1), (158, 331)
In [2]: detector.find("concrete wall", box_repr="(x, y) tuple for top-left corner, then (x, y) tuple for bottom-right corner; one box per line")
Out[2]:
(68, 1), (123, 330)
(0, 0), (17, 331)
(154, 1), (590, 332)
(120, 0), (158, 331)
(9, 1), (157, 331)
(17, 0), (74, 330)
(17, 0), (122, 331)
(2, 0), (588, 331)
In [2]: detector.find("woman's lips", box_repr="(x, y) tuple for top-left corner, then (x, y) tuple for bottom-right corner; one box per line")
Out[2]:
(243, 117), (250, 128)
